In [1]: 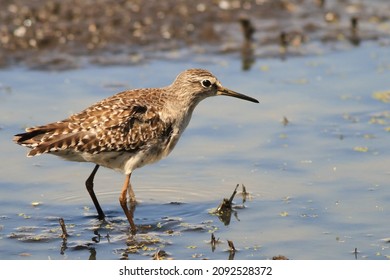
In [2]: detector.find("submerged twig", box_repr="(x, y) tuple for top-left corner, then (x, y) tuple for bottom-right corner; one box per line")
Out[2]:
(216, 198), (231, 214)
(227, 240), (236, 252)
(216, 184), (239, 213)
(215, 184), (240, 226)
(241, 184), (248, 203)
(153, 249), (168, 260)
(354, 247), (359, 260)
(59, 218), (69, 240)
(229, 184), (239, 204)
(59, 218), (69, 255)
(282, 116), (289, 126)
(211, 233), (220, 252)
(92, 230), (101, 243)
(89, 248), (97, 260)
(227, 240), (236, 260)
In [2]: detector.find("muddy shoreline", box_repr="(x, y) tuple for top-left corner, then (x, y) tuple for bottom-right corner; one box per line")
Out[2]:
(1, 0), (390, 70)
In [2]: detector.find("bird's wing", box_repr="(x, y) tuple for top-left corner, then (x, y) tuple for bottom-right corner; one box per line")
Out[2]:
(14, 89), (174, 157)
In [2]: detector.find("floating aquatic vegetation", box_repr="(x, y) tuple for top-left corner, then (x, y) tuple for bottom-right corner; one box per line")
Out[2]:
(372, 90), (390, 103)
(353, 146), (369, 152)
(279, 211), (289, 217)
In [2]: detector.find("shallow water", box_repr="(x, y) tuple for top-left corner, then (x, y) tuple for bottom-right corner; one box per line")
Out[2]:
(0, 42), (389, 260)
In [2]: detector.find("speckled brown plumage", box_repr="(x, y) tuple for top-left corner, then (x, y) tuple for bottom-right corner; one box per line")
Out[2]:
(14, 68), (259, 234)
(15, 89), (173, 157)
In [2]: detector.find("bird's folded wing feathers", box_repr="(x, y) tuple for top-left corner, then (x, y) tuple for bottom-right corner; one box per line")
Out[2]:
(14, 89), (174, 156)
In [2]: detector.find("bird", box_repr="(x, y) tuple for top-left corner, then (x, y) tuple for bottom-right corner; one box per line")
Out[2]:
(13, 68), (259, 234)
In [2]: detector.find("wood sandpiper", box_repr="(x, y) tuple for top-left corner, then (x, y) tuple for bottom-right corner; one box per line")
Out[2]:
(14, 68), (259, 234)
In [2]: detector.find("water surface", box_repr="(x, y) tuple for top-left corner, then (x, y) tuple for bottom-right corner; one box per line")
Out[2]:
(0, 42), (389, 259)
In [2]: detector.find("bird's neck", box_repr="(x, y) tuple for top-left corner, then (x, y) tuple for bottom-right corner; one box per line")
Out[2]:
(163, 93), (205, 133)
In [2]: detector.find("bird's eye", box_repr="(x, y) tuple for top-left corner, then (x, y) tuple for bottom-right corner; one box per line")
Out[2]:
(201, 79), (212, 88)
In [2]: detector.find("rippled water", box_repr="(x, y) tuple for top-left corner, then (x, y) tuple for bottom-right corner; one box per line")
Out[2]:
(0, 42), (389, 259)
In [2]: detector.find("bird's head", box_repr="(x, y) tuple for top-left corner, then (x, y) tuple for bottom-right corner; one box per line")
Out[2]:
(170, 68), (259, 105)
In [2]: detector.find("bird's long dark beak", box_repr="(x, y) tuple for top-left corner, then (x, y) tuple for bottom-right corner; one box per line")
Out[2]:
(217, 86), (259, 103)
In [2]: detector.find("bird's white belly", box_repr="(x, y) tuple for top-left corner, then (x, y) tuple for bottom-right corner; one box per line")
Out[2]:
(79, 149), (168, 174)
